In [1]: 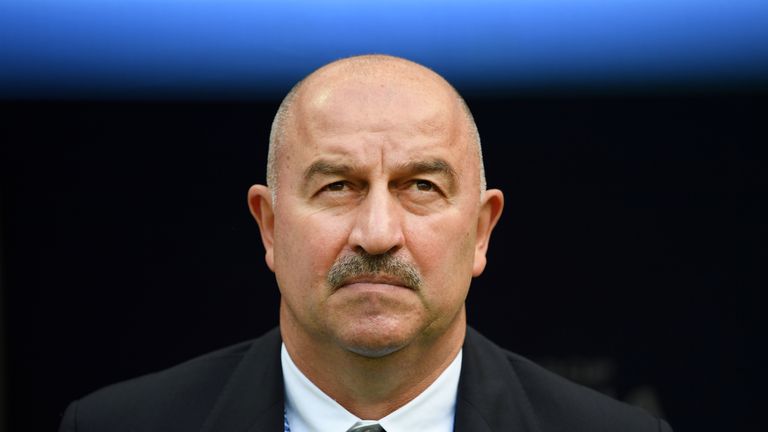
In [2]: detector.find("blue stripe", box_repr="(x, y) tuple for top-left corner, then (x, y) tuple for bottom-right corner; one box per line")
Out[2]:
(1, 0), (767, 97)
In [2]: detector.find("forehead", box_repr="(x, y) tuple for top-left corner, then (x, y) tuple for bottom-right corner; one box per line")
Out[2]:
(285, 71), (468, 159)
(301, 75), (456, 137)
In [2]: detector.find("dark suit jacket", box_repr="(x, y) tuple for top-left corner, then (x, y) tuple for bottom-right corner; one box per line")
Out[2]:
(60, 327), (672, 431)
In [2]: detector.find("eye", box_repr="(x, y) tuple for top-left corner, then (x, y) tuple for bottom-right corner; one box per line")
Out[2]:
(322, 181), (347, 192)
(400, 179), (446, 209)
(413, 179), (437, 192)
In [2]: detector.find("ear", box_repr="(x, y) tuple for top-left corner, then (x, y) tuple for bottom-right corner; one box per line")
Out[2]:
(472, 188), (504, 276)
(248, 184), (276, 272)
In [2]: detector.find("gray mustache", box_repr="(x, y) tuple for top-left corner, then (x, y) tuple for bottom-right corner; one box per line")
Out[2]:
(327, 252), (422, 290)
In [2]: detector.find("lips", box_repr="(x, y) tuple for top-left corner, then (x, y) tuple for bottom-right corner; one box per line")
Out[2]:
(339, 274), (413, 290)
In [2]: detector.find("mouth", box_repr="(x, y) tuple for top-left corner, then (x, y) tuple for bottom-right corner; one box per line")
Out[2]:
(339, 274), (414, 290)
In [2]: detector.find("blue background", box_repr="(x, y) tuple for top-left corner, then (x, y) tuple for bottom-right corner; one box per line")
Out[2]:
(1, 0), (767, 98)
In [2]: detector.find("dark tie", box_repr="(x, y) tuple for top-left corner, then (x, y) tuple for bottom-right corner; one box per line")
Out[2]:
(346, 420), (386, 432)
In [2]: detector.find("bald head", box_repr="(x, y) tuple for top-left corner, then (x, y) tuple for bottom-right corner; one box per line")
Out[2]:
(248, 55), (505, 367)
(267, 55), (485, 200)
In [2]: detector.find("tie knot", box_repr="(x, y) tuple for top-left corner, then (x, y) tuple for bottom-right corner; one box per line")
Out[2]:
(346, 420), (386, 432)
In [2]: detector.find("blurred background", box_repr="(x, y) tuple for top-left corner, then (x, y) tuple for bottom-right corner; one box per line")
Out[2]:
(1, 1), (766, 430)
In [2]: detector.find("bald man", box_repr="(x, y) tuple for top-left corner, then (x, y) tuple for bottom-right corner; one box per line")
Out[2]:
(60, 55), (672, 432)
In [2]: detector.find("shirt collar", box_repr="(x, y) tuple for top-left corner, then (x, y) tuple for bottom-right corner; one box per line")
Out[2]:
(282, 343), (462, 432)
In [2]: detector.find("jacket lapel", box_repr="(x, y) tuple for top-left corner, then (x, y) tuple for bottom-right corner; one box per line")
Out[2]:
(197, 326), (542, 432)
(453, 327), (542, 432)
(200, 327), (285, 432)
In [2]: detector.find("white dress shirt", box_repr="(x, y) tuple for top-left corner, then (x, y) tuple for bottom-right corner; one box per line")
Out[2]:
(281, 343), (462, 432)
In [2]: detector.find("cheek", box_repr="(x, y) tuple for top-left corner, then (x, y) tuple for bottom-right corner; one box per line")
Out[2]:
(405, 211), (477, 285)
(273, 209), (350, 289)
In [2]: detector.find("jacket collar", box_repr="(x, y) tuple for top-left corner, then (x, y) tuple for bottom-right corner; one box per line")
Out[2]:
(453, 327), (542, 432)
(201, 327), (285, 432)
(199, 327), (541, 432)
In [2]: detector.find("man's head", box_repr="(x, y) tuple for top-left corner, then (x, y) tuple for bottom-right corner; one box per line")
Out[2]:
(248, 55), (503, 359)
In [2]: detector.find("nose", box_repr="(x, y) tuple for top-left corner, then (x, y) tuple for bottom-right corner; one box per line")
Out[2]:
(348, 184), (405, 256)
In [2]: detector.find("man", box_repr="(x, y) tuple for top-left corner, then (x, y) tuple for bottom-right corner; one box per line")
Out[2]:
(60, 55), (672, 431)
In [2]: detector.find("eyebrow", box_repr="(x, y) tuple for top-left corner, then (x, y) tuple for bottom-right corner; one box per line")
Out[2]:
(302, 158), (458, 191)
(303, 160), (355, 184)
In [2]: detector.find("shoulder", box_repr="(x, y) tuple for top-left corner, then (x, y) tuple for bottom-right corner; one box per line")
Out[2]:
(505, 350), (671, 431)
(462, 328), (673, 432)
(60, 328), (280, 432)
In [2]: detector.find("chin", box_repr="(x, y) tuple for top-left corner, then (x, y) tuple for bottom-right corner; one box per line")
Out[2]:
(344, 343), (404, 358)
(334, 320), (418, 359)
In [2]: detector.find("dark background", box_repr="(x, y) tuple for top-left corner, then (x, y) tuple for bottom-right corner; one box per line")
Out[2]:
(1, 89), (766, 431)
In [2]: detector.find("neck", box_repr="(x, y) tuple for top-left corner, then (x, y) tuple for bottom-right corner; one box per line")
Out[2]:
(280, 308), (466, 419)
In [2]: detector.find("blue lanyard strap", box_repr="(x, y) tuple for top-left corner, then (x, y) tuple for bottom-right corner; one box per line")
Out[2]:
(284, 408), (291, 432)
